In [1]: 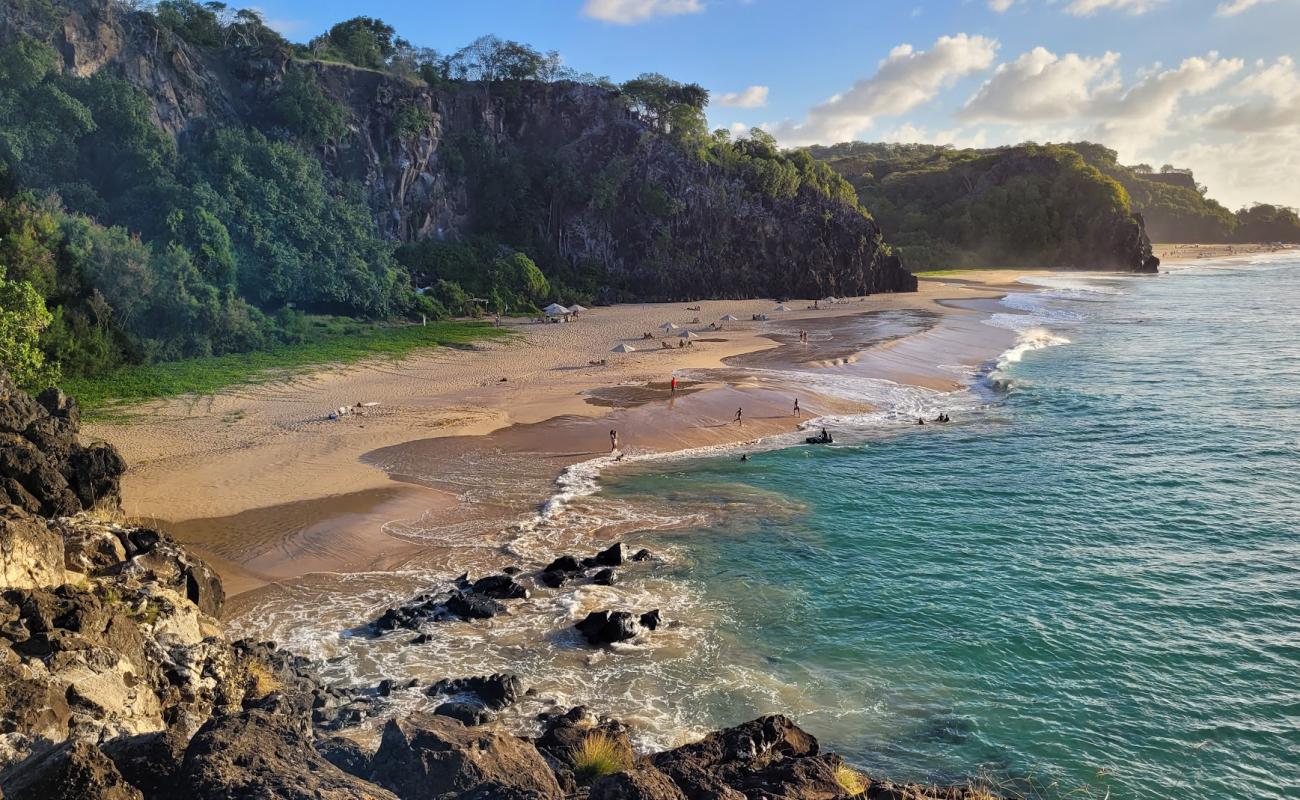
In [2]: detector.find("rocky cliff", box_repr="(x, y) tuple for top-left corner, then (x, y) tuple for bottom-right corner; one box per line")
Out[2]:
(1, 0), (916, 301)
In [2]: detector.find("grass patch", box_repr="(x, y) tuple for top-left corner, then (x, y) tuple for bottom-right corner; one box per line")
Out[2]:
(243, 659), (283, 699)
(64, 317), (512, 416)
(571, 731), (634, 784)
(912, 269), (970, 278)
(833, 763), (867, 797)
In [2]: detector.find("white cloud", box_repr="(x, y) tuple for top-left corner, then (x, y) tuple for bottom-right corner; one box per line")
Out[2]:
(961, 48), (1120, 120)
(1170, 130), (1300, 209)
(988, 0), (1020, 11)
(1063, 0), (1164, 14)
(1216, 0), (1279, 15)
(770, 33), (999, 145)
(715, 85), (770, 108)
(1200, 56), (1300, 131)
(582, 0), (704, 25)
(958, 47), (1241, 150)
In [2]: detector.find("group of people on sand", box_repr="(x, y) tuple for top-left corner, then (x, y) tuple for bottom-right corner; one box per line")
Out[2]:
(797, 329), (809, 344)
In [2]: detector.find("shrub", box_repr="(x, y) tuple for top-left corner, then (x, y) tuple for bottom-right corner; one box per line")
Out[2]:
(571, 731), (633, 784)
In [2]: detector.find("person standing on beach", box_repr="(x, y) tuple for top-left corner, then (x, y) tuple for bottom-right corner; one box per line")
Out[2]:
(735, 407), (743, 426)
(793, 398), (801, 418)
(671, 376), (677, 394)
(610, 429), (618, 452)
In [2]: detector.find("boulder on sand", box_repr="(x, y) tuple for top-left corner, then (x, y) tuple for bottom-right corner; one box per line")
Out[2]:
(369, 713), (562, 800)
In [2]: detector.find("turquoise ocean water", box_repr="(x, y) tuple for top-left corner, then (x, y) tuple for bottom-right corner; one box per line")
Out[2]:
(600, 257), (1300, 798)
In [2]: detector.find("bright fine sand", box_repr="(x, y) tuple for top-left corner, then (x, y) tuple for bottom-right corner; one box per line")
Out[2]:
(85, 274), (1041, 597)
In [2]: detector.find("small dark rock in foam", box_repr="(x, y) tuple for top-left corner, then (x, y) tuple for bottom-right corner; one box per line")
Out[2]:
(582, 542), (626, 568)
(434, 700), (495, 726)
(575, 610), (643, 646)
(428, 674), (524, 710)
(544, 555), (581, 573)
(593, 567), (616, 586)
(639, 609), (662, 631)
(539, 570), (567, 588)
(631, 548), (656, 562)
(471, 573), (530, 599)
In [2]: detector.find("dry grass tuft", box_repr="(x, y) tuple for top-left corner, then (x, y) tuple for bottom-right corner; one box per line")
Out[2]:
(834, 762), (867, 797)
(571, 731), (634, 784)
(244, 659), (283, 699)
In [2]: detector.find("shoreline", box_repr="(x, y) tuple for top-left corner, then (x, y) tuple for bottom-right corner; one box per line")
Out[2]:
(88, 270), (1064, 600)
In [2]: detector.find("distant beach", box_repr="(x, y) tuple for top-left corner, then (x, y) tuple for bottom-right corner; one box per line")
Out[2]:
(88, 272), (1027, 596)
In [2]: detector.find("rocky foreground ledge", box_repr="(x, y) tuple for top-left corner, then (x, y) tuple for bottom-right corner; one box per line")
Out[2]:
(0, 374), (995, 799)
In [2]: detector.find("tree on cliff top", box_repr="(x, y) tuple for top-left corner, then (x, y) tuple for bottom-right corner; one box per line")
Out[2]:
(0, 264), (56, 389)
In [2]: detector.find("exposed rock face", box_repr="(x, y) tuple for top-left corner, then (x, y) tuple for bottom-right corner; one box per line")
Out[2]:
(2, 0), (917, 300)
(0, 373), (125, 518)
(575, 609), (662, 646)
(370, 713), (564, 800)
(589, 768), (687, 800)
(179, 710), (400, 800)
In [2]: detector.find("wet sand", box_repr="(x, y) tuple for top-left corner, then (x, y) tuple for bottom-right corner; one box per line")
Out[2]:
(85, 274), (1041, 602)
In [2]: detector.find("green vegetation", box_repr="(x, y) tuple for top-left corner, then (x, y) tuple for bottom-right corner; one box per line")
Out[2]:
(812, 141), (1300, 268)
(570, 732), (634, 784)
(0, 264), (55, 387)
(810, 141), (1135, 270)
(0, 2), (872, 396)
(63, 317), (508, 413)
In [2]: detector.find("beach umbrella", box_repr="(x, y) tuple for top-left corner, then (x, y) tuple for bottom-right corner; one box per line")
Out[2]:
(611, 343), (635, 353)
(659, 322), (681, 331)
(543, 303), (569, 315)
(569, 304), (589, 313)
(822, 296), (837, 304)
(679, 330), (700, 340)
(719, 314), (740, 321)
(772, 304), (790, 312)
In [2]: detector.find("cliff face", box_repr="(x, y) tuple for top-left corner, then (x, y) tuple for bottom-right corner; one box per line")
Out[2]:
(2, 0), (916, 299)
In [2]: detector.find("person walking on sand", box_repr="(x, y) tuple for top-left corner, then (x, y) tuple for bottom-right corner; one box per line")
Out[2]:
(610, 429), (618, 452)
(734, 407), (743, 426)
(670, 376), (677, 394)
(793, 398), (801, 418)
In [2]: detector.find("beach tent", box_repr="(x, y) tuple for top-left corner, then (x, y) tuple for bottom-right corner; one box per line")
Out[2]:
(543, 303), (570, 315)
(822, 296), (838, 304)
(719, 314), (740, 321)
(679, 330), (700, 340)
(611, 343), (636, 353)
(569, 304), (589, 313)
(772, 304), (791, 312)
(659, 322), (681, 331)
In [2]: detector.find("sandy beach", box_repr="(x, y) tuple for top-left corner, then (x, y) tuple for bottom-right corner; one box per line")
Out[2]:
(1153, 242), (1293, 262)
(86, 271), (1044, 598)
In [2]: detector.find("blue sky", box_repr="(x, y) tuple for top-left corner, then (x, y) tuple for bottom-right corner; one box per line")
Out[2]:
(253, 0), (1300, 209)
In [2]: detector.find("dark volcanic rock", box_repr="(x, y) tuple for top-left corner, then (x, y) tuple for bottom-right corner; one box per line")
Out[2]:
(434, 701), (496, 726)
(639, 609), (662, 631)
(179, 709), (398, 800)
(0, 373), (125, 517)
(471, 574), (530, 600)
(651, 715), (827, 800)
(539, 571), (567, 589)
(575, 610), (655, 646)
(589, 767), (688, 800)
(534, 707), (631, 771)
(593, 568), (616, 586)
(544, 555), (581, 574)
(444, 590), (507, 620)
(370, 712), (563, 800)
(1, 739), (143, 800)
(315, 735), (377, 780)
(429, 674), (524, 710)
(630, 548), (655, 562)
(582, 543), (626, 568)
